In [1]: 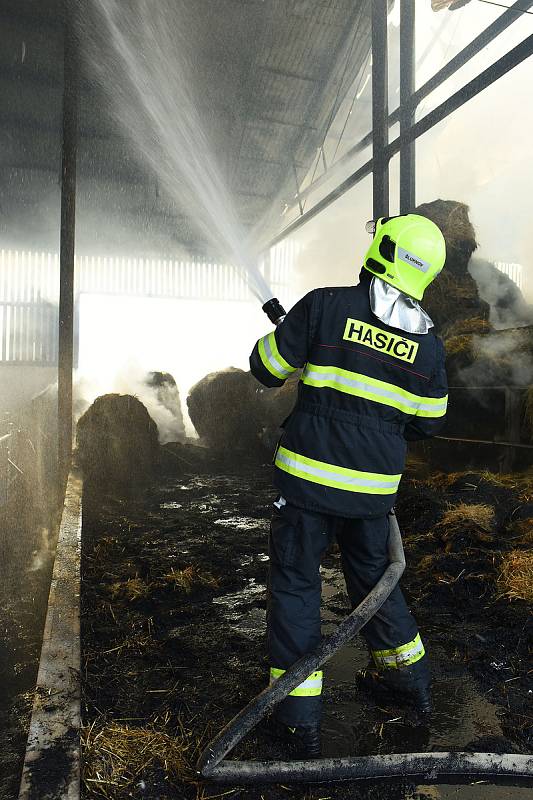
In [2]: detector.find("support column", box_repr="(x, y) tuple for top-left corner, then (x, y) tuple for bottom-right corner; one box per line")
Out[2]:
(58, 0), (78, 484)
(400, 0), (416, 213)
(371, 0), (389, 219)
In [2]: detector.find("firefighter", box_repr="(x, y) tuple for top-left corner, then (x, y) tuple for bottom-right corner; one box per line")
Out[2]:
(249, 214), (448, 758)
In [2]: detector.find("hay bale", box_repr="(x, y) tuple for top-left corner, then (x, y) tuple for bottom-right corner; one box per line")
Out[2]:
(187, 368), (264, 452)
(414, 199), (477, 273)
(187, 367), (299, 458)
(412, 200), (490, 333)
(497, 551), (533, 602)
(77, 394), (159, 490)
(187, 367), (299, 456)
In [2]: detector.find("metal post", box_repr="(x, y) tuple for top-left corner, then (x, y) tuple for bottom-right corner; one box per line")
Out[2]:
(58, 0), (78, 484)
(291, 158), (304, 216)
(400, 1), (416, 213)
(371, 0), (389, 218)
(502, 387), (521, 472)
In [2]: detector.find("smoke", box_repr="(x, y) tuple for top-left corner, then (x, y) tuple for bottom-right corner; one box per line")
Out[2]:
(75, 364), (186, 445)
(457, 330), (533, 391)
(75, 293), (270, 440)
(469, 258), (533, 330)
(288, 183), (372, 296)
(28, 526), (54, 573)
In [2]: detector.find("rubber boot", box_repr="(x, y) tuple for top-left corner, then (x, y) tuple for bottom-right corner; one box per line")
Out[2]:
(273, 721), (322, 758)
(357, 656), (432, 715)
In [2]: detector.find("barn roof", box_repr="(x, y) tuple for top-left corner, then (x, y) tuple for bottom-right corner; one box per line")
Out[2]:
(0, 0), (373, 254)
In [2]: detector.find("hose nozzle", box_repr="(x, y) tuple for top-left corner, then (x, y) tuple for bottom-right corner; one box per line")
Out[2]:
(262, 297), (286, 327)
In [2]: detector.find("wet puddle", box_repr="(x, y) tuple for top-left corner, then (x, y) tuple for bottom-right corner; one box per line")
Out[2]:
(212, 579), (267, 637)
(214, 515), (267, 530)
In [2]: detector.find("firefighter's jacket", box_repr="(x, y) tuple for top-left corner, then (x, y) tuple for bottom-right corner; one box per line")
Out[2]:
(250, 276), (448, 518)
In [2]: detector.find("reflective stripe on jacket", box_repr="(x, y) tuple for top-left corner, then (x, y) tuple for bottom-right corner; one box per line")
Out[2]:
(250, 274), (448, 517)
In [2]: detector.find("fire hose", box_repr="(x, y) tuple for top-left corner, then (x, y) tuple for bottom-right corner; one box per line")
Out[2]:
(197, 510), (533, 784)
(196, 300), (533, 784)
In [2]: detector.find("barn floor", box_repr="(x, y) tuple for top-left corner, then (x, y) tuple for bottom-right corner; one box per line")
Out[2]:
(80, 444), (532, 800)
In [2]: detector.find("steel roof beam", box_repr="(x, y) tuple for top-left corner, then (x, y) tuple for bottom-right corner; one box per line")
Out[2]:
(264, 32), (533, 250)
(292, 0), (533, 206)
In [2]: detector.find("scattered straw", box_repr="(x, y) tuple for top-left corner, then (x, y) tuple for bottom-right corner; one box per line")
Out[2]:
(434, 503), (495, 545)
(426, 470), (533, 498)
(102, 632), (157, 656)
(82, 717), (198, 798)
(417, 554), (440, 573)
(104, 565), (220, 602)
(162, 565), (219, 593)
(497, 551), (533, 602)
(108, 577), (152, 601)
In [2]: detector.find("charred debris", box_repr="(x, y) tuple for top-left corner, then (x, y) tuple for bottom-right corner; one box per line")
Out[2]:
(76, 202), (533, 798)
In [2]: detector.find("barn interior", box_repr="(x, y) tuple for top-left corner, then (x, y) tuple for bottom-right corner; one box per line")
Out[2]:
(1, 1), (532, 799)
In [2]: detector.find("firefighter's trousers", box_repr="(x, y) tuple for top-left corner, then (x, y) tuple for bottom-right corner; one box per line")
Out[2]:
(268, 500), (425, 726)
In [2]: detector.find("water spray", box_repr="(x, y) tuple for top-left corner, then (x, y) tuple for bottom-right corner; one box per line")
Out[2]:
(262, 297), (286, 326)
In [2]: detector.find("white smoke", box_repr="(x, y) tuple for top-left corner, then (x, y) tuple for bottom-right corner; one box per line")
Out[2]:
(75, 363), (186, 445)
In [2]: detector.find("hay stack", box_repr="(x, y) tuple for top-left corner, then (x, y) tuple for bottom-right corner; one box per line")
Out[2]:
(77, 394), (159, 490)
(412, 200), (490, 334)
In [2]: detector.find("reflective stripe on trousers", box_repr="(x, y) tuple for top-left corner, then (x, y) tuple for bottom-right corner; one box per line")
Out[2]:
(270, 667), (323, 697)
(275, 446), (401, 495)
(302, 363), (448, 418)
(258, 332), (297, 380)
(372, 632), (425, 669)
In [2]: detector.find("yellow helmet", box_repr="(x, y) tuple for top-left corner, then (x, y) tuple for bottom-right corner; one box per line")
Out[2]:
(363, 214), (446, 300)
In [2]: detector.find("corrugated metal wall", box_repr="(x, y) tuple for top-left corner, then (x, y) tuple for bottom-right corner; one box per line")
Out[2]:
(0, 248), (293, 364)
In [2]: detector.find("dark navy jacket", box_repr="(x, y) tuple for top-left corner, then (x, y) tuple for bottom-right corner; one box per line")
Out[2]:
(250, 275), (448, 518)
